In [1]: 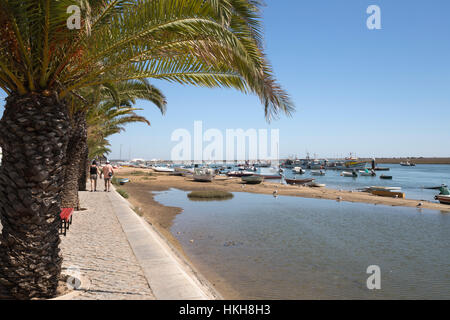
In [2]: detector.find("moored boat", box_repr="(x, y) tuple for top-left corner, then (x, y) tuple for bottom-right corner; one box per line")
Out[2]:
(227, 171), (255, 177)
(153, 166), (175, 173)
(371, 190), (405, 198)
(119, 178), (129, 185)
(424, 184), (448, 190)
(308, 182), (326, 188)
(341, 171), (357, 177)
(363, 186), (402, 192)
(311, 170), (325, 176)
(359, 169), (376, 176)
(242, 175), (264, 185)
(400, 161), (416, 166)
(257, 174), (282, 180)
(193, 168), (215, 182)
(285, 178), (315, 185)
(292, 167), (305, 174)
(435, 195), (450, 205)
(380, 175), (393, 180)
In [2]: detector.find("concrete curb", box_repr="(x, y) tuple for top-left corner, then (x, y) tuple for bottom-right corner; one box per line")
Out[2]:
(109, 185), (221, 300)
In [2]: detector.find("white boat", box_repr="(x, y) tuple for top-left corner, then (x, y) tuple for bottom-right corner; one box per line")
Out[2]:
(363, 186), (402, 192)
(292, 167), (305, 174)
(359, 169), (376, 176)
(311, 170), (325, 176)
(227, 170), (255, 177)
(308, 182), (326, 188)
(153, 166), (175, 173)
(342, 171), (357, 177)
(193, 168), (215, 182)
(400, 161), (415, 166)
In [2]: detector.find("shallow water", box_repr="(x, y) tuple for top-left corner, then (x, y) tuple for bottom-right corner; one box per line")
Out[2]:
(155, 189), (450, 299)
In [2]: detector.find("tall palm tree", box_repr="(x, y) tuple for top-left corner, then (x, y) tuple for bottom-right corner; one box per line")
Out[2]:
(0, 0), (293, 299)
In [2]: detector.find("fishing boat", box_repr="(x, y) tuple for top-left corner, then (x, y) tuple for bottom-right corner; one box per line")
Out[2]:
(400, 161), (416, 166)
(292, 167), (305, 174)
(227, 171), (255, 177)
(242, 175), (264, 185)
(362, 186), (402, 192)
(359, 169), (376, 176)
(311, 170), (325, 176)
(423, 184), (447, 190)
(119, 178), (129, 185)
(380, 175), (393, 180)
(153, 166), (175, 173)
(285, 178), (315, 185)
(373, 167), (390, 171)
(257, 174), (282, 180)
(341, 171), (357, 177)
(174, 167), (195, 175)
(371, 190), (405, 198)
(193, 168), (215, 182)
(435, 195), (450, 204)
(308, 182), (326, 188)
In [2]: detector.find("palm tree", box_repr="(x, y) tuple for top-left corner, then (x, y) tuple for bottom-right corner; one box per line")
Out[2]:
(60, 79), (166, 209)
(0, 0), (293, 299)
(88, 105), (151, 159)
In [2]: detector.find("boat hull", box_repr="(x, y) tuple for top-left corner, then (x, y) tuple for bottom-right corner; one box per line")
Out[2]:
(257, 175), (282, 180)
(242, 176), (264, 184)
(285, 178), (315, 185)
(193, 175), (214, 182)
(371, 190), (405, 198)
(435, 195), (450, 204)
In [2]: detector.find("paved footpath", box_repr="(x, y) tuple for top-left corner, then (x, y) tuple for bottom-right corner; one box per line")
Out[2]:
(60, 190), (155, 300)
(63, 186), (217, 300)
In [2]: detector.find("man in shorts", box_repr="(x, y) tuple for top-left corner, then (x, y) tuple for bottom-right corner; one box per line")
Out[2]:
(102, 161), (115, 192)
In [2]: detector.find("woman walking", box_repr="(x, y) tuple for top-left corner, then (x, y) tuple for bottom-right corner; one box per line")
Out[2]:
(90, 160), (100, 192)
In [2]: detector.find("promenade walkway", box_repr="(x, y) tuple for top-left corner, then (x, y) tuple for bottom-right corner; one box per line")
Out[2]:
(60, 187), (217, 300)
(60, 190), (155, 300)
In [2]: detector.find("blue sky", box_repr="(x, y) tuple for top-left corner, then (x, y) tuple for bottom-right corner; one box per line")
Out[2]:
(1, 0), (449, 159)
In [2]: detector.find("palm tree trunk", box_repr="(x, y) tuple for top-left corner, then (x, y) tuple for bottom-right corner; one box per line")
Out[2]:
(0, 92), (70, 299)
(61, 111), (86, 209)
(78, 119), (88, 192)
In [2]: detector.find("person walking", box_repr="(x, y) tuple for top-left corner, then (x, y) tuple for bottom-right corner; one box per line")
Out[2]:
(102, 160), (115, 192)
(90, 160), (100, 192)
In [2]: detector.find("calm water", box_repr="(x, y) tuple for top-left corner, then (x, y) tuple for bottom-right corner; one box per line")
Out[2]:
(256, 164), (450, 201)
(155, 189), (450, 299)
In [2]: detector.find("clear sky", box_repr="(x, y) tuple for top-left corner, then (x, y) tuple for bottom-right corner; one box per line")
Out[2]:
(1, 0), (449, 160)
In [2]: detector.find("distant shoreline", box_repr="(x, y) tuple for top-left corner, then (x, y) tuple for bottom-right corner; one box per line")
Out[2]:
(364, 158), (450, 165)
